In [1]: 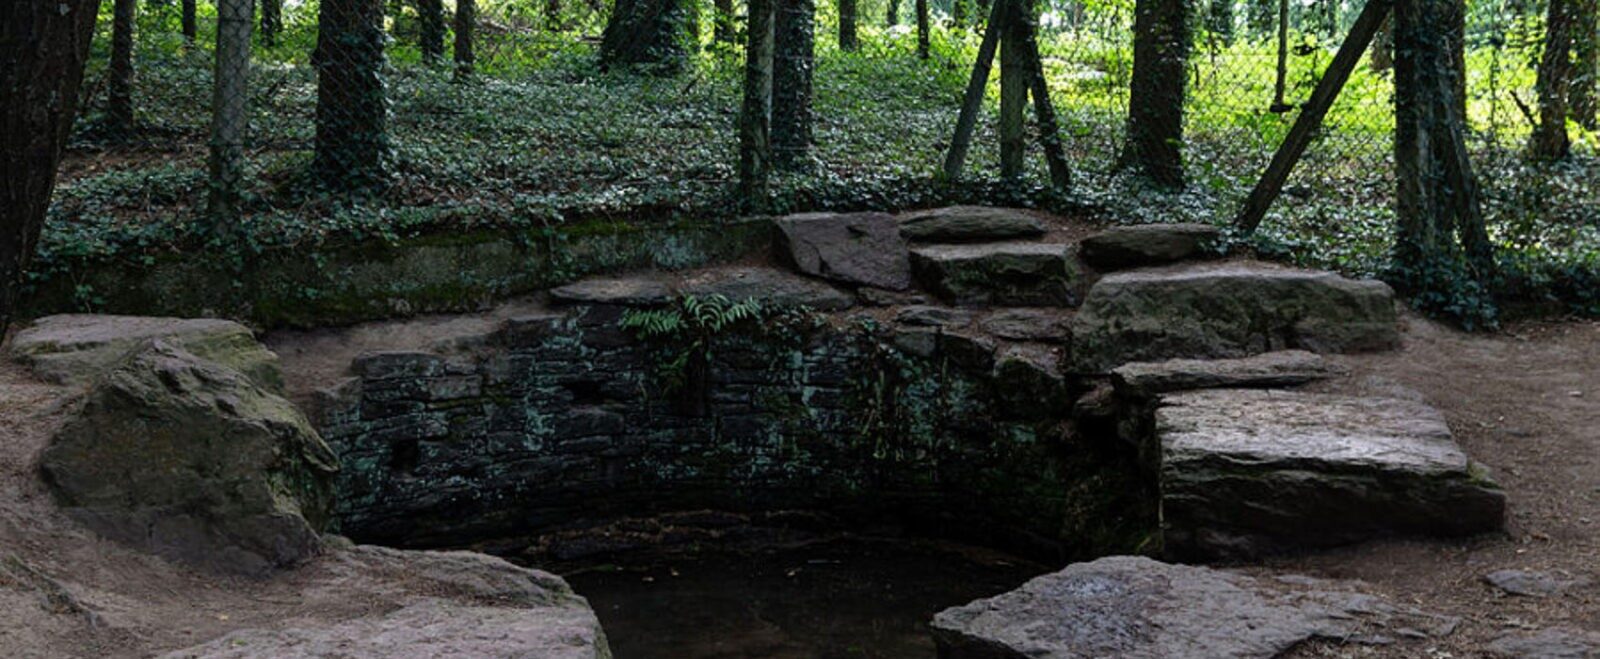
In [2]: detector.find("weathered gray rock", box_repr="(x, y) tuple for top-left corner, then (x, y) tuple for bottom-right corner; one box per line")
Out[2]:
(1484, 569), (1593, 598)
(1070, 263), (1399, 373)
(680, 267), (854, 311)
(549, 276), (675, 306)
(161, 546), (611, 659)
(856, 286), (928, 307)
(1489, 627), (1600, 658)
(994, 346), (1067, 419)
(775, 212), (912, 290)
(980, 309), (1072, 343)
(9, 314), (283, 392)
(1112, 350), (1338, 395)
(41, 341), (339, 576)
(933, 555), (1451, 659)
(911, 242), (1082, 307)
(1080, 222), (1221, 269)
(1158, 389), (1505, 560)
(898, 206), (1048, 243)
(896, 305), (975, 328)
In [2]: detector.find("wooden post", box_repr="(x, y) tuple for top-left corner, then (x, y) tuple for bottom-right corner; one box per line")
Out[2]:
(942, 0), (1009, 180)
(1234, 0), (1391, 234)
(998, 0), (1027, 178)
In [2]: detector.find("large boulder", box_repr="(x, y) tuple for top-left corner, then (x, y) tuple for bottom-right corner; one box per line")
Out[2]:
(1070, 262), (1399, 373)
(932, 555), (1454, 659)
(898, 206), (1047, 243)
(160, 546), (612, 658)
(40, 341), (339, 576)
(9, 314), (283, 392)
(1080, 223), (1220, 270)
(1158, 389), (1505, 560)
(775, 212), (912, 290)
(910, 242), (1082, 307)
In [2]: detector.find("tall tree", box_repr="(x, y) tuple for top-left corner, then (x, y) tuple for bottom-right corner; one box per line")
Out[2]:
(261, 0), (283, 46)
(1, 0), (102, 336)
(182, 0), (198, 47)
(915, 0), (930, 58)
(1122, 0), (1189, 188)
(773, 0), (815, 168)
(839, 0), (859, 50)
(418, 0), (446, 62)
(1392, 0), (1493, 288)
(887, 0), (899, 25)
(1370, 15), (1394, 71)
(1533, 0), (1575, 159)
(1572, 0), (1599, 129)
(314, 0), (392, 188)
(740, 0), (777, 204)
(455, 0), (476, 77)
(209, 0), (252, 221)
(108, 0), (137, 135)
(601, 0), (692, 70)
(999, 0), (1026, 177)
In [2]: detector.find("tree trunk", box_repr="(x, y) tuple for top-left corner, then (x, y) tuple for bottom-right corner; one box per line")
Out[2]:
(1270, 0), (1289, 111)
(715, 0), (735, 44)
(261, 0), (282, 46)
(601, 0), (691, 71)
(0, 0), (101, 336)
(1533, 0), (1574, 159)
(1208, 0), (1233, 42)
(1571, 0), (1599, 129)
(1393, 0), (1492, 282)
(182, 0), (197, 47)
(1016, 0), (1071, 189)
(209, 0), (252, 223)
(314, 0), (392, 189)
(1122, 0), (1189, 188)
(109, 0), (137, 136)
(916, 0), (930, 58)
(455, 0), (476, 77)
(418, 0), (446, 62)
(740, 0), (776, 205)
(839, 0), (858, 49)
(1370, 15), (1393, 71)
(887, 0), (899, 26)
(773, 0), (815, 168)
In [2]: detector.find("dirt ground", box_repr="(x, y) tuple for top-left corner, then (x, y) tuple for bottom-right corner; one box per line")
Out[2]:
(0, 310), (1596, 658)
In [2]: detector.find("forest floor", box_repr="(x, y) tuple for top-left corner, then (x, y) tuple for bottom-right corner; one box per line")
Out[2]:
(0, 311), (1596, 657)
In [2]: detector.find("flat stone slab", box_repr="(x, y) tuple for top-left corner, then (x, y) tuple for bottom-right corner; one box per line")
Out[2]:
(980, 309), (1072, 343)
(1483, 569), (1593, 598)
(159, 547), (611, 659)
(679, 267), (854, 311)
(8, 314), (283, 392)
(898, 206), (1047, 243)
(1158, 389), (1505, 560)
(932, 555), (1455, 659)
(775, 212), (912, 290)
(1488, 627), (1600, 658)
(1112, 350), (1338, 395)
(549, 276), (675, 306)
(1080, 222), (1221, 269)
(1070, 262), (1398, 373)
(910, 242), (1081, 307)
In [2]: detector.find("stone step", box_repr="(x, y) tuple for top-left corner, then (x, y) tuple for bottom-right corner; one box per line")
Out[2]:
(897, 206), (1047, 243)
(1111, 349), (1339, 395)
(932, 555), (1456, 659)
(774, 211), (912, 290)
(1157, 389), (1505, 560)
(910, 242), (1083, 307)
(1080, 222), (1221, 270)
(1070, 262), (1399, 373)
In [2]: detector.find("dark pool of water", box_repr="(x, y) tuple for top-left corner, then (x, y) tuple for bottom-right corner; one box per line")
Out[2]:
(563, 537), (1045, 659)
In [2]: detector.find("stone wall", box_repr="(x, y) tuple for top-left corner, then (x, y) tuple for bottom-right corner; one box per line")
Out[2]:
(315, 303), (1151, 561)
